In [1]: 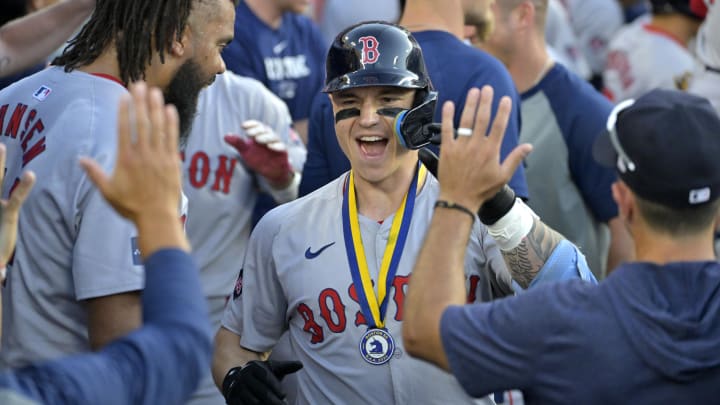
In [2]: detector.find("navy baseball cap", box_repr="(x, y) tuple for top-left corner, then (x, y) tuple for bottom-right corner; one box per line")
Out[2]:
(592, 89), (720, 208)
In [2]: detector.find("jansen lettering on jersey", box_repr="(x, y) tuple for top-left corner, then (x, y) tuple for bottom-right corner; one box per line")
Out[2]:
(0, 103), (47, 167)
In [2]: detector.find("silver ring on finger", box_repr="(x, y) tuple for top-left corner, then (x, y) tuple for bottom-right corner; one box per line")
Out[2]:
(457, 127), (473, 137)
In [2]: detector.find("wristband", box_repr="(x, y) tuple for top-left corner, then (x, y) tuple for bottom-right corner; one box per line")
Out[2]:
(434, 200), (476, 222)
(486, 198), (537, 251)
(478, 185), (516, 225)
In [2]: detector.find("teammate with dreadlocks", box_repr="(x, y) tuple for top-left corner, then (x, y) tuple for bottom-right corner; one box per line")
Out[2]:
(0, 0), (236, 370)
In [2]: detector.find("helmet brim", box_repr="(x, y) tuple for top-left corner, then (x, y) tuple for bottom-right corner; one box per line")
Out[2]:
(323, 69), (428, 93)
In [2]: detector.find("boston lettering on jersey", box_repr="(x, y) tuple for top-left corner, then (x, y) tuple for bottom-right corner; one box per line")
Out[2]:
(0, 103), (47, 167)
(296, 274), (483, 344)
(182, 151), (238, 195)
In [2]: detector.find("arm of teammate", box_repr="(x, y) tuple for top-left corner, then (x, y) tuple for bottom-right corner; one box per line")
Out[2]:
(213, 327), (302, 405)
(224, 120), (303, 203)
(1, 82), (211, 405)
(0, 0), (96, 78)
(404, 85), (532, 370)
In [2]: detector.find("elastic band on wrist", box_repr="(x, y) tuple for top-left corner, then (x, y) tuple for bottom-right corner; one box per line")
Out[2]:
(434, 200), (476, 222)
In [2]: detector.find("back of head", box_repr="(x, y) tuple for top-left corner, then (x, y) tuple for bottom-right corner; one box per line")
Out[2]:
(52, 0), (196, 84)
(593, 89), (720, 235)
(650, 0), (707, 20)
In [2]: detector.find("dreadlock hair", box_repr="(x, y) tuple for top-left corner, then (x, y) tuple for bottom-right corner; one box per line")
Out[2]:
(52, 0), (195, 85)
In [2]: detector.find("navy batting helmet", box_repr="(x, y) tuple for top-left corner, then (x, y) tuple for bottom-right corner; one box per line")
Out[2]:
(324, 21), (432, 93)
(324, 21), (438, 149)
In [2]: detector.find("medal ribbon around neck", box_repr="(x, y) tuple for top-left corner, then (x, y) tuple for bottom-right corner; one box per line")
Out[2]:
(342, 163), (427, 328)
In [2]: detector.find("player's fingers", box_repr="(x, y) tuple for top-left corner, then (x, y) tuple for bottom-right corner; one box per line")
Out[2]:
(164, 104), (179, 155)
(79, 157), (111, 197)
(474, 85), (494, 138)
(265, 141), (287, 152)
(487, 96), (512, 150)
(0, 144), (6, 186)
(241, 120), (263, 130)
(224, 135), (251, 155)
(500, 144), (533, 182)
(148, 87), (166, 150)
(270, 360), (303, 379)
(440, 101), (455, 151)
(458, 87), (481, 134)
(129, 82), (151, 150)
(6, 171), (35, 213)
(254, 132), (280, 145)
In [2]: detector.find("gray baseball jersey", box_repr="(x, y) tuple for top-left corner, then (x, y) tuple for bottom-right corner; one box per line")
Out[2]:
(183, 71), (305, 302)
(604, 18), (699, 101)
(222, 173), (510, 404)
(182, 71), (305, 405)
(0, 67), (161, 368)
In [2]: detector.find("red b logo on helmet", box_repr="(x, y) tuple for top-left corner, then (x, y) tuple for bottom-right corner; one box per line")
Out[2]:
(359, 36), (380, 64)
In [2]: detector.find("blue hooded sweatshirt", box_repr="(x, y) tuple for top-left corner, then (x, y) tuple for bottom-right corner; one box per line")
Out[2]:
(441, 261), (720, 404)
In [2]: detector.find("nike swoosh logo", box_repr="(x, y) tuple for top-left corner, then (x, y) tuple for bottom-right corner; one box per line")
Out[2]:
(273, 41), (288, 54)
(305, 242), (336, 259)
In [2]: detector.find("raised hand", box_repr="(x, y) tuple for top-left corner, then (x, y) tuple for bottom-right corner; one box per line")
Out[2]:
(224, 120), (293, 189)
(437, 86), (532, 213)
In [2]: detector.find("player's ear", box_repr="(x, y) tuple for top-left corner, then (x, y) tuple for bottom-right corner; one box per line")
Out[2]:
(170, 28), (191, 58)
(612, 181), (634, 224)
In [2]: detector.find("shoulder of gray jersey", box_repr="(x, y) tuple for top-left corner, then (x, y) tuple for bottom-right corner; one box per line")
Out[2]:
(212, 71), (292, 136)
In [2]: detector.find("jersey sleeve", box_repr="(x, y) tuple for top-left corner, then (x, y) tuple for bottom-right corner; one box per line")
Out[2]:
(2, 249), (213, 405)
(439, 287), (554, 398)
(221, 211), (288, 351)
(72, 164), (143, 300)
(563, 88), (619, 222)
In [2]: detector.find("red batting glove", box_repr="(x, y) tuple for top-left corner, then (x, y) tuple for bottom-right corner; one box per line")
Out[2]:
(224, 121), (293, 188)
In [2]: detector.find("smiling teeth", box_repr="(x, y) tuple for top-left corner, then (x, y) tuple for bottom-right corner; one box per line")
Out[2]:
(359, 136), (383, 142)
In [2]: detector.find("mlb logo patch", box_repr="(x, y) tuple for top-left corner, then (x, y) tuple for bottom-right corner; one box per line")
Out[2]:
(131, 237), (143, 265)
(33, 85), (52, 101)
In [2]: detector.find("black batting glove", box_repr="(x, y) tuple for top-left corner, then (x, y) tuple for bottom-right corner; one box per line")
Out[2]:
(222, 360), (303, 405)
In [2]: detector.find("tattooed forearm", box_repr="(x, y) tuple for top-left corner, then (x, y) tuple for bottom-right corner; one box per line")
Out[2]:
(501, 218), (564, 288)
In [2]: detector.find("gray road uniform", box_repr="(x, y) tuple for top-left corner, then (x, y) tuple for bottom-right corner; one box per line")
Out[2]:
(183, 71), (305, 405)
(0, 68), (188, 367)
(222, 172), (509, 404)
